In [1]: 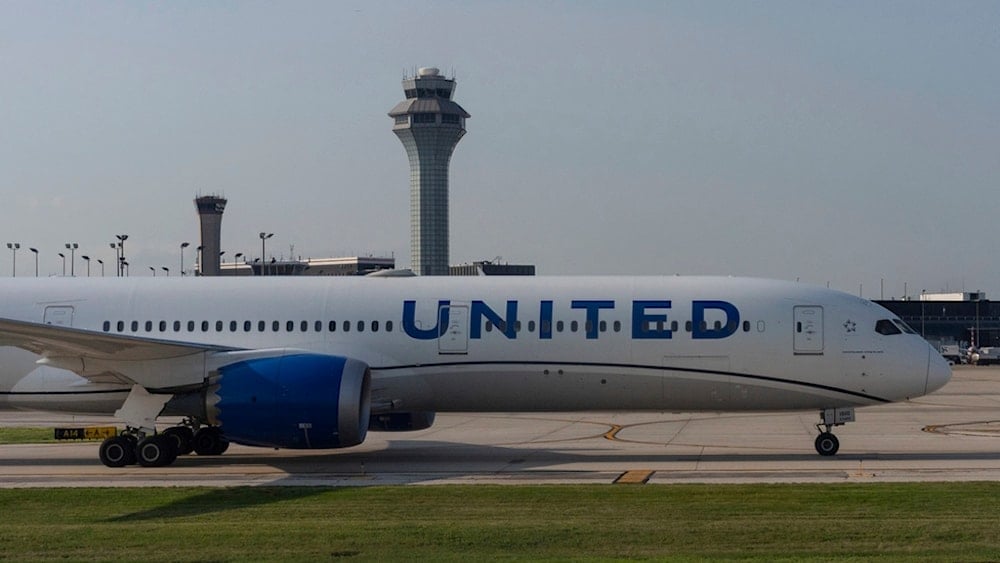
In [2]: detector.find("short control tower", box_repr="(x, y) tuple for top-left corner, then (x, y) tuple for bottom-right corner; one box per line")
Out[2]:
(389, 67), (470, 276)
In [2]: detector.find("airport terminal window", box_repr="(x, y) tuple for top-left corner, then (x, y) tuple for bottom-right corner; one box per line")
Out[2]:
(876, 319), (902, 336)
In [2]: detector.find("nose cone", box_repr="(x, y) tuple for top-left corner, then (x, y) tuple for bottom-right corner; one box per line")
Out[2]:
(925, 346), (952, 395)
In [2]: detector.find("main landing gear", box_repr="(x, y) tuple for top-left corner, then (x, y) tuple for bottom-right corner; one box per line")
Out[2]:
(814, 407), (855, 456)
(98, 423), (229, 468)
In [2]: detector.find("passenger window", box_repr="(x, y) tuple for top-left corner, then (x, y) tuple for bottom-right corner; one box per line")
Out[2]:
(202, 321), (209, 332)
(258, 321), (266, 332)
(613, 321), (622, 332)
(485, 321), (493, 333)
(357, 321), (365, 333)
(743, 321), (750, 332)
(343, 321), (351, 332)
(244, 321), (252, 332)
(103, 321), (110, 332)
(117, 321), (124, 332)
(144, 321), (152, 332)
(314, 321), (322, 332)
(215, 320), (223, 332)
(286, 321), (294, 332)
(329, 320), (337, 332)
(556, 321), (564, 332)
(187, 321), (195, 332)
(386, 320), (393, 332)
(131, 321), (138, 332)
(685, 321), (692, 332)
(174, 321), (181, 332)
(372, 320), (379, 332)
(272, 321), (280, 332)
(876, 319), (902, 336)
(599, 320), (606, 332)
(159, 321), (167, 332)
(230, 321), (237, 332)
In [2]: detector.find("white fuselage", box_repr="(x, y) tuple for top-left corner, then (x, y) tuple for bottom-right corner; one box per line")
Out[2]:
(0, 276), (950, 416)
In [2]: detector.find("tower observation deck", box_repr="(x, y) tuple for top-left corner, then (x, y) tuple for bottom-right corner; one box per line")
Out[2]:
(388, 67), (470, 276)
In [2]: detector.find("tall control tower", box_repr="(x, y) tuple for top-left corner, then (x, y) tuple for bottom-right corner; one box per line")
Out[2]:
(388, 67), (470, 276)
(194, 195), (227, 276)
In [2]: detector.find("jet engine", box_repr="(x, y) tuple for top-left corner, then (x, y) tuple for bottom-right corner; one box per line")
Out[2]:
(207, 353), (371, 449)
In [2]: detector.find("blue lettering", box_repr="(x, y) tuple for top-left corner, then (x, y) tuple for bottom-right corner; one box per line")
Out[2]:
(539, 301), (553, 340)
(470, 301), (518, 339)
(571, 300), (615, 339)
(692, 300), (740, 339)
(402, 300), (450, 340)
(632, 301), (673, 339)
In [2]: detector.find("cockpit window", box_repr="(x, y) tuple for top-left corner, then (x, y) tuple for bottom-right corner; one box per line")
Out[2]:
(876, 319), (902, 336)
(893, 319), (917, 334)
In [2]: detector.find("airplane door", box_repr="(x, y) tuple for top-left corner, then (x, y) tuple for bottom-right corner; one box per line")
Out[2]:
(438, 304), (469, 355)
(43, 306), (74, 327)
(793, 306), (823, 354)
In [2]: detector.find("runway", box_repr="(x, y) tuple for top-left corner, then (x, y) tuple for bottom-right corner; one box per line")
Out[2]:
(1, 366), (998, 487)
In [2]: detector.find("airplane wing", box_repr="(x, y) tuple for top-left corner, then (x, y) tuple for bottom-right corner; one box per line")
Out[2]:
(0, 317), (240, 388)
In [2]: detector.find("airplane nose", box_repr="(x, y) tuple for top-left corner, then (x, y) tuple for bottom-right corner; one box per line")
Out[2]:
(925, 346), (952, 395)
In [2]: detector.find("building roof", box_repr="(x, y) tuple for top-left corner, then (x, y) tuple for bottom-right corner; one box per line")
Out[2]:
(388, 98), (470, 118)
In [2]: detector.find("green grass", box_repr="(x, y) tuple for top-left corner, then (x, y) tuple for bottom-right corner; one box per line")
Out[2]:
(0, 427), (56, 444)
(0, 484), (998, 561)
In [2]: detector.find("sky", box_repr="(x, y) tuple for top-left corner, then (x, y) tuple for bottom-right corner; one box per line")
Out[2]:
(1, 1), (998, 299)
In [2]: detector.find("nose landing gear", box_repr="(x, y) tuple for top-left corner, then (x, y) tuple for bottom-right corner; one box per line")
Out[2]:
(814, 407), (855, 456)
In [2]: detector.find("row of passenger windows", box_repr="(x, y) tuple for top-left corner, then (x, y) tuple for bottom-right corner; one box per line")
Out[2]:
(100, 318), (756, 335)
(103, 319), (395, 334)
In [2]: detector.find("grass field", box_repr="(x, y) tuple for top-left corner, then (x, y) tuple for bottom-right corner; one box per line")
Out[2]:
(0, 484), (998, 561)
(0, 427), (56, 444)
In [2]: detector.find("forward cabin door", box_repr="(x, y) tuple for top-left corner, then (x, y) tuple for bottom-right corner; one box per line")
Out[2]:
(793, 306), (824, 354)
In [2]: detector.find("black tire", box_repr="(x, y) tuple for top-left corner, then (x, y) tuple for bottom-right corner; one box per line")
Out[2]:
(815, 432), (840, 456)
(99, 436), (132, 468)
(193, 427), (229, 456)
(163, 427), (195, 456)
(121, 435), (138, 465)
(137, 435), (178, 467)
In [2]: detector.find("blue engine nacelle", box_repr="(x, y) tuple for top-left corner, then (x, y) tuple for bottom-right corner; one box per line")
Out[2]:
(213, 353), (371, 449)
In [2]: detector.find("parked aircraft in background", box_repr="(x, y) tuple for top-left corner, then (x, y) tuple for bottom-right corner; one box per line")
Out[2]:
(0, 276), (951, 467)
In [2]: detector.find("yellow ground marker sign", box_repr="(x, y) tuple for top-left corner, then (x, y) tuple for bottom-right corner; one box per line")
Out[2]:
(614, 470), (654, 484)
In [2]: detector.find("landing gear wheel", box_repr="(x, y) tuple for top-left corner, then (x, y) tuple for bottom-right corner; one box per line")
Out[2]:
(193, 427), (229, 456)
(99, 436), (133, 468)
(163, 427), (195, 456)
(137, 435), (178, 467)
(815, 432), (840, 456)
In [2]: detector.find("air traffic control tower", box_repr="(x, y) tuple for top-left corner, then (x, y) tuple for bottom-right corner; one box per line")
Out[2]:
(389, 67), (470, 276)
(194, 195), (227, 276)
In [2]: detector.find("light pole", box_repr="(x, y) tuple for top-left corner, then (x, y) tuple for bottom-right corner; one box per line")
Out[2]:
(81, 255), (91, 277)
(115, 235), (128, 277)
(29, 248), (38, 277)
(259, 232), (273, 276)
(6, 243), (19, 277)
(233, 252), (243, 276)
(149, 266), (156, 277)
(122, 261), (129, 277)
(196, 245), (204, 276)
(97, 259), (104, 277)
(65, 243), (78, 276)
(180, 242), (190, 277)
(58, 253), (66, 276)
(162, 267), (170, 276)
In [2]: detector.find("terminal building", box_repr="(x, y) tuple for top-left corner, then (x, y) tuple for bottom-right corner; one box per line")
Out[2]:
(220, 256), (396, 276)
(876, 292), (1000, 348)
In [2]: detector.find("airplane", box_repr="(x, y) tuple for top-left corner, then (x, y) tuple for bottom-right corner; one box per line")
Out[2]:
(0, 275), (951, 467)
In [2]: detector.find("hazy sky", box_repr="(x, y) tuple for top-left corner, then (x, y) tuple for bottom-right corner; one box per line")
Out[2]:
(1, 1), (997, 298)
